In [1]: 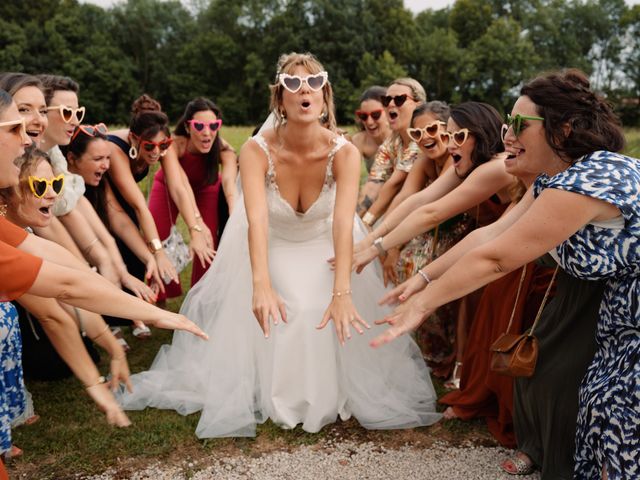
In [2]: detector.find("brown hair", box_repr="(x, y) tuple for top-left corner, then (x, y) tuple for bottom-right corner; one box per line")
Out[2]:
(129, 94), (170, 140)
(450, 102), (504, 169)
(520, 69), (625, 161)
(0, 73), (44, 97)
(269, 52), (336, 133)
(37, 74), (79, 106)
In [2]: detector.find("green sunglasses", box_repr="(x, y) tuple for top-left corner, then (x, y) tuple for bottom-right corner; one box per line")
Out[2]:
(501, 113), (544, 141)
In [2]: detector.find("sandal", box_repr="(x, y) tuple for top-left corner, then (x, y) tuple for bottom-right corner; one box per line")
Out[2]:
(500, 453), (535, 475)
(444, 361), (462, 390)
(132, 324), (152, 340)
(110, 327), (131, 352)
(24, 414), (40, 426)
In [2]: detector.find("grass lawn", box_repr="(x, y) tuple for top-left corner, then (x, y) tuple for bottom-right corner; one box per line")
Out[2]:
(8, 126), (640, 479)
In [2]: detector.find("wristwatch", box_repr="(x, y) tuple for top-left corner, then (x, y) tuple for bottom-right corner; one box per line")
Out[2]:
(373, 237), (386, 256)
(189, 224), (203, 233)
(148, 238), (163, 253)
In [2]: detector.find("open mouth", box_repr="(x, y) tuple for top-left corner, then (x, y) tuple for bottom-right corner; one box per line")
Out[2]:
(39, 205), (52, 216)
(388, 111), (398, 120)
(27, 130), (40, 139)
(505, 147), (525, 161)
(94, 171), (104, 182)
(301, 100), (311, 110)
(452, 153), (462, 165)
(422, 139), (437, 150)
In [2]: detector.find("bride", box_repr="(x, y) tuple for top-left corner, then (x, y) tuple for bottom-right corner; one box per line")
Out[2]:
(119, 52), (441, 437)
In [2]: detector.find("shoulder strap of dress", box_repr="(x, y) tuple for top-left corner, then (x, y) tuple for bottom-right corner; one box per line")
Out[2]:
(325, 135), (349, 182)
(252, 134), (275, 178)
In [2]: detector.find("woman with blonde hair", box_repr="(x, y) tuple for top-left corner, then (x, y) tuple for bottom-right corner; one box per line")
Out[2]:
(119, 52), (440, 438)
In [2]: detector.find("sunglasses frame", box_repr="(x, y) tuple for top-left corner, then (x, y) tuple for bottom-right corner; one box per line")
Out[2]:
(45, 104), (86, 124)
(0, 118), (27, 137)
(187, 119), (223, 134)
(501, 113), (545, 141)
(355, 109), (383, 122)
(381, 94), (412, 108)
(278, 71), (328, 93)
(137, 135), (174, 154)
(71, 123), (108, 143)
(441, 128), (470, 148)
(28, 174), (65, 198)
(407, 121), (446, 143)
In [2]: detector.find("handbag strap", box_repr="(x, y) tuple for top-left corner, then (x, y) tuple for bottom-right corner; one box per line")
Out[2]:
(504, 265), (528, 334)
(528, 265), (560, 336)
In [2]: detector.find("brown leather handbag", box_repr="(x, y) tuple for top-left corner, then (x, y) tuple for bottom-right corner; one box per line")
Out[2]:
(490, 265), (559, 377)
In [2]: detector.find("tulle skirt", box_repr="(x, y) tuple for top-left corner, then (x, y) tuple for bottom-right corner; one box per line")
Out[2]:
(118, 198), (441, 437)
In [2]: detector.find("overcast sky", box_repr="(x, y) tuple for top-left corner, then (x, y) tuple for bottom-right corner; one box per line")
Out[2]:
(82, 0), (639, 13)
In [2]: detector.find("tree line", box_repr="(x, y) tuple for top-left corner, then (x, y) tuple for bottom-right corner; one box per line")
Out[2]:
(1, 0), (638, 126)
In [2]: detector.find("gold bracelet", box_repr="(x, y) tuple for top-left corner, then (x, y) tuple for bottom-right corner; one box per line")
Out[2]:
(89, 325), (110, 341)
(85, 376), (107, 389)
(332, 289), (352, 297)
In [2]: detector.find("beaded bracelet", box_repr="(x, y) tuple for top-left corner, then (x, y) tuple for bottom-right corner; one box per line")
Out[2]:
(417, 269), (432, 284)
(332, 289), (352, 297)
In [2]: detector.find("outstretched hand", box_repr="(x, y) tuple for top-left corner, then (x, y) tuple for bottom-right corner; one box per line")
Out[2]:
(86, 383), (132, 427)
(252, 284), (287, 338)
(148, 312), (209, 340)
(378, 272), (429, 306)
(317, 295), (370, 345)
(370, 294), (433, 348)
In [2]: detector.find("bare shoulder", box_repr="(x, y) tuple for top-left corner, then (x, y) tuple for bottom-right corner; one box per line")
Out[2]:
(108, 128), (129, 140)
(239, 135), (268, 172)
(172, 135), (188, 157)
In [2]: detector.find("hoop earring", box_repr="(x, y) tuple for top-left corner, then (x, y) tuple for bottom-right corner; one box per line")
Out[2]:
(128, 144), (138, 159)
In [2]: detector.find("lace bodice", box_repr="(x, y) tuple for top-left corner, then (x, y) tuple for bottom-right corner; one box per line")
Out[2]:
(253, 134), (348, 242)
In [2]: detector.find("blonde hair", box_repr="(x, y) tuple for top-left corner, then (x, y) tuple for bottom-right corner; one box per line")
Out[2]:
(389, 77), (427, 103)
(269, 52), (337, 132)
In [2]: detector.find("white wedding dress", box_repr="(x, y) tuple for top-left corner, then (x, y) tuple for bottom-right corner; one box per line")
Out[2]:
(118, 133), (441, 437)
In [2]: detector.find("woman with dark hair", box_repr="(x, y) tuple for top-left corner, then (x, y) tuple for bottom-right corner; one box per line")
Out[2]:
(106, 94), (218, 303)
(349, 85), (391, 173)
(373, 69), (637, 480)
(348, 102), (513, 379)
(147, 97), (236, 301)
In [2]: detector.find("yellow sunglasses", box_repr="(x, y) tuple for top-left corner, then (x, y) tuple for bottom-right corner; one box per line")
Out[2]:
(28, 174), (65, 198)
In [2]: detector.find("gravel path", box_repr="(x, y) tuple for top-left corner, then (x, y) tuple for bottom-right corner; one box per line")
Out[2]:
(87, 440), (541, 479)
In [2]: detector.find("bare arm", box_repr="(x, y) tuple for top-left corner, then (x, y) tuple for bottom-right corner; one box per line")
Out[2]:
(32, 216), (84, 260)
(384, 156), (431, 216)
(239, 139), (286, 337)
(219, 138), (238, 213)
(364, 168), (409, 221)
(355, 160), (513, 271)
(17, 294), (131, 426)
(317, 143), (370, 343)
(162, 145), (215, 268)
(372, 188), (617, 346)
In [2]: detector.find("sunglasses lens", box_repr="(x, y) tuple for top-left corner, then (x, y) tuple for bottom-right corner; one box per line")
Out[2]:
(440, 133), (450, 144)
(394, 95), (408, 107)
(426, 124), (439, 136)
(209, 121), (221, 132)
(76, 108), (85, 123)
(307, 74), (325, 90)
(283, 77), (301, 92)
(454, 131), (467, 145)
(370, 111), (382, 120)
(61, 107), (73, 122)
(52, 178), (64, 194)
(381, 96), (392, 107)
(143, 142), (156, 152)
(192, 121), (205, 132)
(33, 180), (47, 197)
(356, 112), (368, 121)
(408, 129), (422, 142)
(159, 141), (171, 151)
(96, 124), (107, 134)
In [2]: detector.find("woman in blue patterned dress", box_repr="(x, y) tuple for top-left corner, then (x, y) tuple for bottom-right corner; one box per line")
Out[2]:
(372, 69), (638, 480)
